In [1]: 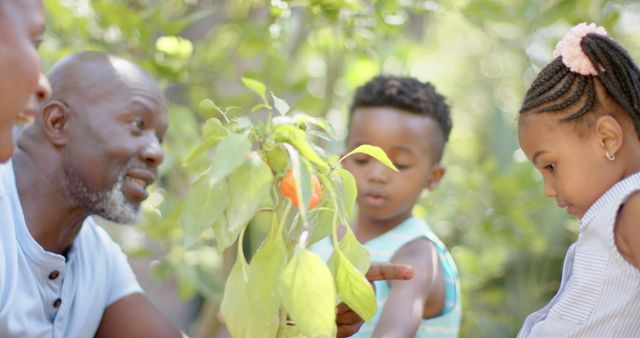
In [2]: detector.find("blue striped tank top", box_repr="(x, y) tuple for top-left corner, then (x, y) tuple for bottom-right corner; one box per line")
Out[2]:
(312, 217), (461, 337)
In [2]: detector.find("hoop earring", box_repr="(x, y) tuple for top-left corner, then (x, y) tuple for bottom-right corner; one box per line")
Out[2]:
(606, 150), (616, 161)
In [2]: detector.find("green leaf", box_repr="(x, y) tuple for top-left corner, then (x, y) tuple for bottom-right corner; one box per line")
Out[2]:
(332, 227), (370, 274)
(222, 152), (274, 251)
(202, 117), (229, 138)
(271, 92), (290, 115)
(273, 124), (329, 172)
(181, 170), (229, 246)
(221, 244), (252, 338)
(340, 144), (398, 172)
(207, 133), (252, 185)
(155, 35), (193, 58)
(335, 168), (357, 220)
(182, 118), (230, 168)
(279, 249), (336, 337)
(308, 204), (336, 246)
(329, 249), (377, 322)
(241, 77), (269, 106)
(246, 231), (289, 337)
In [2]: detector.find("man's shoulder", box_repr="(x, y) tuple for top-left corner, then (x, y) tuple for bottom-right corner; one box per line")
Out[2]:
(76, 218), (127, 260)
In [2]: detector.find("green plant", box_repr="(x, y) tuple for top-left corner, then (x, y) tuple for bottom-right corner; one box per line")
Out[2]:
(180, 78), (397, 337)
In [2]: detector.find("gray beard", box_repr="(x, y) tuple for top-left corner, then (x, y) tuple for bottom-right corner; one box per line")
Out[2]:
(66, 169), (142, 225)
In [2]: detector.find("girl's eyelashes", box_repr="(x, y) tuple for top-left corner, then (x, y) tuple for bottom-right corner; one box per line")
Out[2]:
(543, 163), (556, 172)
(394, 163), (411, 170)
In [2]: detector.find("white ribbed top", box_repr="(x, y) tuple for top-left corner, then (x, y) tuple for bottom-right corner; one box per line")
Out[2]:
(518, 172), (640, 338)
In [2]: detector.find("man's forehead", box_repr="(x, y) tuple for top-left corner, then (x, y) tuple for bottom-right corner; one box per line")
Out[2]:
(2, 0), (44, 20)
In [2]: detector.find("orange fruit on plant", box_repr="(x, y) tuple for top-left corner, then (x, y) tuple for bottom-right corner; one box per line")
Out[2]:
(279, 169), (322, 209)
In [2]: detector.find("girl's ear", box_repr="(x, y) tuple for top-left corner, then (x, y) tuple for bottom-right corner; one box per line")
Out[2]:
(426, 163), (446, 191)
(595, 115), (623, 158)
(41, 100), (70, 147)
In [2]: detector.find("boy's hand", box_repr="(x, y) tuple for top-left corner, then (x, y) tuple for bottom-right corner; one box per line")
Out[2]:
(336, 262), (414, 337)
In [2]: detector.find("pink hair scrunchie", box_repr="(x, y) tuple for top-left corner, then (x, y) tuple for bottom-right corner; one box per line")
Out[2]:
(552, 23), (607, 76)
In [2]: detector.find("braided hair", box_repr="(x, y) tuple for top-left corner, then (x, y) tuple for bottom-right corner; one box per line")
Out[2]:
(349, 75), (453, 159)
(521, 32), (640, 137)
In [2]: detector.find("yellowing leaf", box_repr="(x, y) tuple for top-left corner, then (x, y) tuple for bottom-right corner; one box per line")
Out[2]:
(279, 249), (336, 337)
(340, 144), (398, 172)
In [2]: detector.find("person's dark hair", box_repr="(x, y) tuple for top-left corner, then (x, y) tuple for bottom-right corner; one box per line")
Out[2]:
(520, 32), (640, 137)
(349, 75), (452, 147)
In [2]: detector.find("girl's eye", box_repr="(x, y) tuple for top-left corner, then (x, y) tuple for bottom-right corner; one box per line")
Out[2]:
(394, 163), (410, 170)
(543, 163), (555, 172)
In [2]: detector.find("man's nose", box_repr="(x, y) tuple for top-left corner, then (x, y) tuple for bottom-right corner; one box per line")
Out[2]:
(140, 140), (165, 168)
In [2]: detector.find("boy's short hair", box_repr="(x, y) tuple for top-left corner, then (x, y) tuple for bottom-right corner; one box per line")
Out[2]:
(349, 75), (453, 158)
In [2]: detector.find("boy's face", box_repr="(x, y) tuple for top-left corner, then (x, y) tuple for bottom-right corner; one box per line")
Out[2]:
(344, 106), (445, 228)
(518, 113), (617, 218)
(0, 0), (46, 162)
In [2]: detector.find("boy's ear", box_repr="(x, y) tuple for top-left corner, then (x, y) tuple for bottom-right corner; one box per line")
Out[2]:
(595, 115), (623, 157)
(41, 100), (70, 147)
(426, 163), (446, 191)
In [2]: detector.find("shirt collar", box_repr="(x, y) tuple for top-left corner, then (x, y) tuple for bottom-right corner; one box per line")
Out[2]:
(580, 171), (640, 231)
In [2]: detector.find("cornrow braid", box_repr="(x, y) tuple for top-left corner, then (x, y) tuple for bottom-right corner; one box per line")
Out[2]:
(582, 35), (640, 134)
(520, 31), (640, 139)
(521, 58), (596, 118)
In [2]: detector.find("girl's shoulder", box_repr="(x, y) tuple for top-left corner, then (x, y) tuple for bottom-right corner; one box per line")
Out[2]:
(613, 191), (640, 270)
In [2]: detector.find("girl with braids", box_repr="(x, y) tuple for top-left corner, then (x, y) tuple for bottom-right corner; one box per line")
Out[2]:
(517, 23), (640, 337)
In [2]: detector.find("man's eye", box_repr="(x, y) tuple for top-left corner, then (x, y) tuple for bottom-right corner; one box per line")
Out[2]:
(131, 118), (144, 129)
(394, 163), (410, 170)
(32, 37), (43, 50)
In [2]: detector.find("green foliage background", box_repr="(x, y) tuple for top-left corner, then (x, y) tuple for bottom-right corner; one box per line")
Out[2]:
(40, 0), (640, 336)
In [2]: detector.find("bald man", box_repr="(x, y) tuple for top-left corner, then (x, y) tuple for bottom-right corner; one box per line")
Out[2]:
(0, 51), (183, 337)
(0, 50), (413, 337)
(0, 0), (51, 162)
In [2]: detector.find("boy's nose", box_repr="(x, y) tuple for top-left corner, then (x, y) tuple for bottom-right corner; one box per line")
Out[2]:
(367, 161), (390, 184)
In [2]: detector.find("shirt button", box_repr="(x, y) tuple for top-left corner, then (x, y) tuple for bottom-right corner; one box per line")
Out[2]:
(53, 298), (62, 308)
(48, 271), (60, 280)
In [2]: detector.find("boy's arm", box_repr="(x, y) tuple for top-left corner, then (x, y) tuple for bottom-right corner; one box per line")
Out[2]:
(615, 191), (640, 270)
(371, 239), (439, 338)
(94, 293), (187, 338)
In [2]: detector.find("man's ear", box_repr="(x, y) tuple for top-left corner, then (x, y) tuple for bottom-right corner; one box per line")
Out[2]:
(595, 115), (623, 158)
(41, 100), (70, 146)
(426, 163), (445, 191)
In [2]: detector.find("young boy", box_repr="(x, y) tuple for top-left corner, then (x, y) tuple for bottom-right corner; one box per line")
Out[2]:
(316, 75), (461, 337)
